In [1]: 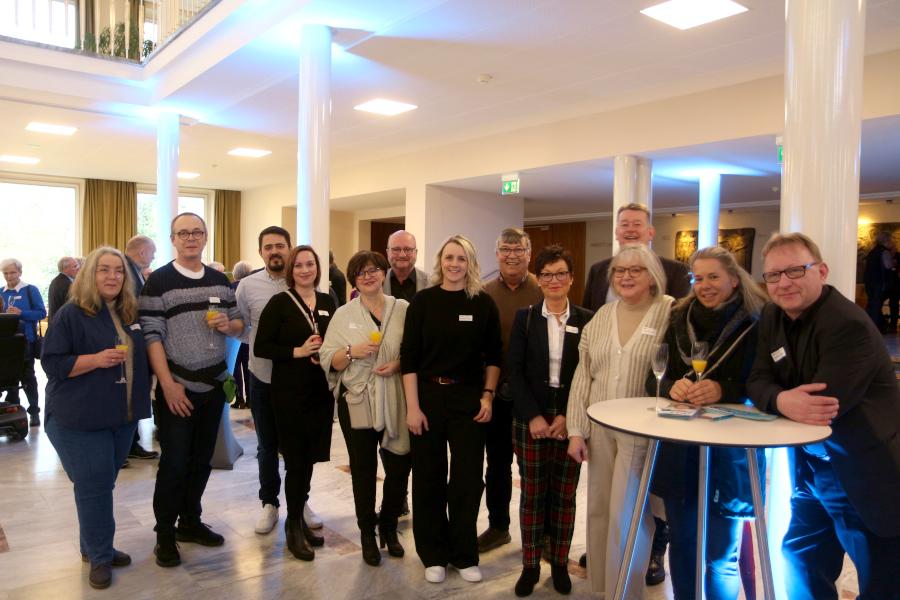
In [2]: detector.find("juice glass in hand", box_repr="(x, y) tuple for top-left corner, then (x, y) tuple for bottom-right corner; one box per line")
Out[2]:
(115, 335), (128, 384)
(691, 341), (709, 381)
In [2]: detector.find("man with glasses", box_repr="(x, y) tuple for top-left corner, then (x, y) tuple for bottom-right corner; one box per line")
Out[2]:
(140, 212), (244, 568)
(384, 230), (430, 302)
(749, 232), (900, 600)
(480, 228), (544, 552)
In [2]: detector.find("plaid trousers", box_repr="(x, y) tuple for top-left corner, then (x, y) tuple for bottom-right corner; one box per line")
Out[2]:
(513, 408), (581, 567)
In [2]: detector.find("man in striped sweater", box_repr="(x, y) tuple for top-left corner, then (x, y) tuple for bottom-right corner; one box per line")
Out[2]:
(140, 212), (244, 568)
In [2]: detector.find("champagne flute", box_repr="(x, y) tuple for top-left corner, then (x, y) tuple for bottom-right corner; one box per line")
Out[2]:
(652, 343), (668, 413)
(692, 341), (709, 381)
(206, 304), (222, 349)
(115, 335), (128, 384)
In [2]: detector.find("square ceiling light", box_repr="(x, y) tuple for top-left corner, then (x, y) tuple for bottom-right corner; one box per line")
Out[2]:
(177, 171), (200, 179)
(353, 99), (418, 116)
(0, 155), (40, 165)
(26, 121), (78, 135)
(228, 147), (271, 158)
(641, 0), (748, 30)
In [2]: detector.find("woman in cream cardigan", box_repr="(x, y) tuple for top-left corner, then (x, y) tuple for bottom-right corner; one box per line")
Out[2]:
(320, 250), (411, 567)
(566, 244), (673, 599)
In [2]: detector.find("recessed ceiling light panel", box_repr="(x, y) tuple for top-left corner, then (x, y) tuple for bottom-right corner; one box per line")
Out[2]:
(25, 122), (78, 136)
(641, 0), (748, 30)
(177, 171), (200, 179)
(228, 147), (271, 158)
(353, 99), (418, 116)
(0, 155), (40, 165)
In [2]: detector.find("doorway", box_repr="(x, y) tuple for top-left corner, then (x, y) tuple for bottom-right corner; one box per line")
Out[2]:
(525, 222), (587, 304)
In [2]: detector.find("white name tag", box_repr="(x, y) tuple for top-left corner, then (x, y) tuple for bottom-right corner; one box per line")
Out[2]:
(13, 296), (22, 301)
(459, 314), (473, 322)
(209, 296), (220, 304)
(130, 323), (141, 331)
(348, 322), (360, 330)
(565, 325), (579, 334)
(641, 326), (657, 336)
(318, 310), (330, 316)
(771, 347), (787, 363)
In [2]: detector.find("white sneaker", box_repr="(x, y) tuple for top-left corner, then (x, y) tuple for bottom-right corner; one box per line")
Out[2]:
(254, 504), (279, 534)
(425, 566), (446, 583)
(303, 503), (323, 529)
(457, 565), (483, 582)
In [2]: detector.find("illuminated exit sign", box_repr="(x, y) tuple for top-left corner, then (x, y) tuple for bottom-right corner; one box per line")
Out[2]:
(501, 172), (520, 195)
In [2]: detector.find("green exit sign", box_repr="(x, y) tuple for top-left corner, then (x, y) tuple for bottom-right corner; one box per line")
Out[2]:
(777, 144), (783, 163)
(501, 179), (520, 195)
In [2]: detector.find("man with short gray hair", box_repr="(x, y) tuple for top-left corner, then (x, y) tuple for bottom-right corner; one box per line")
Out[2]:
(48, 256), (79, 319)
(384, 230), (430, 302)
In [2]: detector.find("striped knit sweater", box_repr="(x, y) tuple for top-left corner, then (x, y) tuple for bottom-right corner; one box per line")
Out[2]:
(566, 295), (673, 439)
(139, 262), (239, 393)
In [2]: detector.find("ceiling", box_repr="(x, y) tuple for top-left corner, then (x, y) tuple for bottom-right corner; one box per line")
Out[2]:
(1, 0), (899, 215)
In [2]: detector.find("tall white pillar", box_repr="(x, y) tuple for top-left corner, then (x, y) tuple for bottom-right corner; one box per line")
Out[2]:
(296, 24), (332, 292)
(156, 111), (180, 264)
(781, 0), (866, 299)
(612, 155), (652, 255)
(698, 174), (721, 249)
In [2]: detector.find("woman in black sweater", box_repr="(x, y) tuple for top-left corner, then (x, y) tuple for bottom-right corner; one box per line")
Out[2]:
(254, 245), (335, 562)
(646, 246), (768, 600)
(401, 234), (502, 585)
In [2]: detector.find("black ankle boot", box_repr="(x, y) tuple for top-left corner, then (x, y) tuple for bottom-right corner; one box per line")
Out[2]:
(154, 534), (180, 568)
(378, 527), (404, 557)
(515, 566), (540, 597)
(361, 531), (382, 566)
(551, 563), (572, 595)
(302, 516), (324, 547)
(285, 518), (314, 561)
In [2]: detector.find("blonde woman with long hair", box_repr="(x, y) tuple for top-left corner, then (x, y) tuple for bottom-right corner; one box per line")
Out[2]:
(41, 247), (152, 590)
(400, 234), (503, 584)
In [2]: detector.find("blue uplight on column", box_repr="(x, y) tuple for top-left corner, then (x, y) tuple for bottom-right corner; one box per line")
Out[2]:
(698, 173), (721, 249)
(156, 111), (180, 264)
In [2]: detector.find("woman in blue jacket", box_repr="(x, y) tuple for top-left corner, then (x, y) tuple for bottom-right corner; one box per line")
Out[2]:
(42, 247), (151, 590)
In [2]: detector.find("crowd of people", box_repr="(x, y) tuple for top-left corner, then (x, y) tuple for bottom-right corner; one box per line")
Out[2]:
(1, 204), (898, 599)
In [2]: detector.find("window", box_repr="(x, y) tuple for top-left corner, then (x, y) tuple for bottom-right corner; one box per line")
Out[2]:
(0, 181), (78, 301)
(0, 0), (77, 48)
(137, 192), (209, 267)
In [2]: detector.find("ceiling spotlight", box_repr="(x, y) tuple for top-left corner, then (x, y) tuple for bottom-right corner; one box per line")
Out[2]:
(26, 122), (77, 136)
(0, 154), (40, 165)
(354, 99), (418, 116)
(227, 147), (271, 158)
(641, 0), (748, 30)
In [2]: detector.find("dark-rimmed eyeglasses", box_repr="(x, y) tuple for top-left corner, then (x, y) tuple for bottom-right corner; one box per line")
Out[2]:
(538, 271), (571, 283)
(761, 263), (819, 284)
(356, 267), (382, 279)
(612, 266), (647, 278)
(498, 246), (527, 257)
(174, 229), (206, 241)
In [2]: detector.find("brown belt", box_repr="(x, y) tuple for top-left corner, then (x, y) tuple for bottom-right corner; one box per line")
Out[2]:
(428, 376), (460, 385)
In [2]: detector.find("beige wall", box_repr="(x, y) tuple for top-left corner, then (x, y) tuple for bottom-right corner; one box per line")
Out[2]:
(240, 180), (294, 267)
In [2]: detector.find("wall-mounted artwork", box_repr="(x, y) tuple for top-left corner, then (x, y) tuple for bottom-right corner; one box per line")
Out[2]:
(674, 228), (756, 273)
(856, 222), (900, 283)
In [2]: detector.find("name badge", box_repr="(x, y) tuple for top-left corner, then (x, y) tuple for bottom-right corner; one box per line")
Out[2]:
(459, 314), (473, 322)
(13, 296), (22, 301)
(565, 325), (579, 334)
(130, 323), (141, 331)
(348, 322), (360, 330)
(771, 347), (787, 363)
(641, 326), (657, 336)
(318, 310), (330, 317)
(209, 296), (221, 304)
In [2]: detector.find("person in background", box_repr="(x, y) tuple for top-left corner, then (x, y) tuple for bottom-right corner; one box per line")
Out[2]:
(208, 261), (226, 273)
(647, 246), (767, 600)
(123, 235), (159, 462)
(1, 257), (47, 427)
(230, 260), (254, 410)
(479, 227), (543, 553)
(41, 247), (151, 590)
(384, 230), (430, 302)
(48, 256), (79, 320)
(887, 238), (900, 332)
(401, 234), (502, 585)
(863, 230), (893, 332)
(140, 212), (244, 568)
(320, 250), (411, 566)
(254, 245), (335, 561)
(507, 245), (593, 596)
(567, 244), (673, 598)
(329, 251), (347, 307)
(748, 232), (900, 600)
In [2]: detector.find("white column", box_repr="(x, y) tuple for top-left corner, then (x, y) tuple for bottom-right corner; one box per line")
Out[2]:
(697, 173), (721, 249)
(612, 155), (653, 255)
(156, 111), (180, 264)
(296, 24), (332, 292)
(781, 0), (866, 299)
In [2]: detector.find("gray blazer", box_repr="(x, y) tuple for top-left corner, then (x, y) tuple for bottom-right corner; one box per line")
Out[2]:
(383, 267), (431, 296)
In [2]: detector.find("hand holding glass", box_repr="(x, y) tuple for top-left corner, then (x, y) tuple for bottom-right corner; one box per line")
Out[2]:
(691, 341), (709, 381)
(652, 343), (668, 413)
(206, 304), (223, 349)
(114, 335), (128, 384)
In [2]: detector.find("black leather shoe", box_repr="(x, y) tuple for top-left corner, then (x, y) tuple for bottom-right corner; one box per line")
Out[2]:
(578, 553), (587, 569)
(378, 527), (404, 557)
(88, 563), (112, 589)
(176, 520), (225, 547)
(361, 531), (382, 566)
(128, 445), (159, 459)
(646, 553), (666, 586)
(29, 414), (40, 427)
(551, 563), (572, 594)
(154, 535), (181, 568)
(514, 566), (540, 597)
(285, 518), (314, 561)
(82, 548), (131, 567)
(477, 527), (511, 553)
(302, 516), (324, 547)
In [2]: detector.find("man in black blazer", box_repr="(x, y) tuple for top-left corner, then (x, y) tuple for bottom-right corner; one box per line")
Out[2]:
(748, 232), (900, 600)
(47, 256), (78, 319)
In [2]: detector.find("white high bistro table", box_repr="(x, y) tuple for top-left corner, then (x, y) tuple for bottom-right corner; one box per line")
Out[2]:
(587, 397), (830, 600)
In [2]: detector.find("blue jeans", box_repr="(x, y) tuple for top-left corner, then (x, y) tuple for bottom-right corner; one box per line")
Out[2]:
(248, 373), (281, 507)
(783, 454), (900, 600)
(45, 414), (137, 566)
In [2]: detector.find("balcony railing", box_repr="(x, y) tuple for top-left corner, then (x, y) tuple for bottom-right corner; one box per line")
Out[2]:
(0, 0), (216, 62)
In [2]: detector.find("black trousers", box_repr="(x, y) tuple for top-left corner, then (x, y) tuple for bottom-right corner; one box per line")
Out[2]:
(153, 385), (224, 535)
(4, 354), (39, 415)
(410, 381), (485, 568)
(484, 387), (514, 530)
(337, 396), (411, 532)
(272, 401), (314, 520)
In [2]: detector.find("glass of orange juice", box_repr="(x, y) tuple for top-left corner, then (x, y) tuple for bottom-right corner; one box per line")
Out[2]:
(369, 330), (382, 344)
(114, 335), (128, 384)
(206, 304), (222, 349)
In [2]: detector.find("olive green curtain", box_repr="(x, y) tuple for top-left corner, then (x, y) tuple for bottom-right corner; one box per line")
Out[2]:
(214, 190), (241, 270)
(82, 179), (137, 255)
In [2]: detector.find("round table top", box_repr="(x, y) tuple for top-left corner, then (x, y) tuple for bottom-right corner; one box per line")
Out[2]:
(587, 397), (831, 448)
